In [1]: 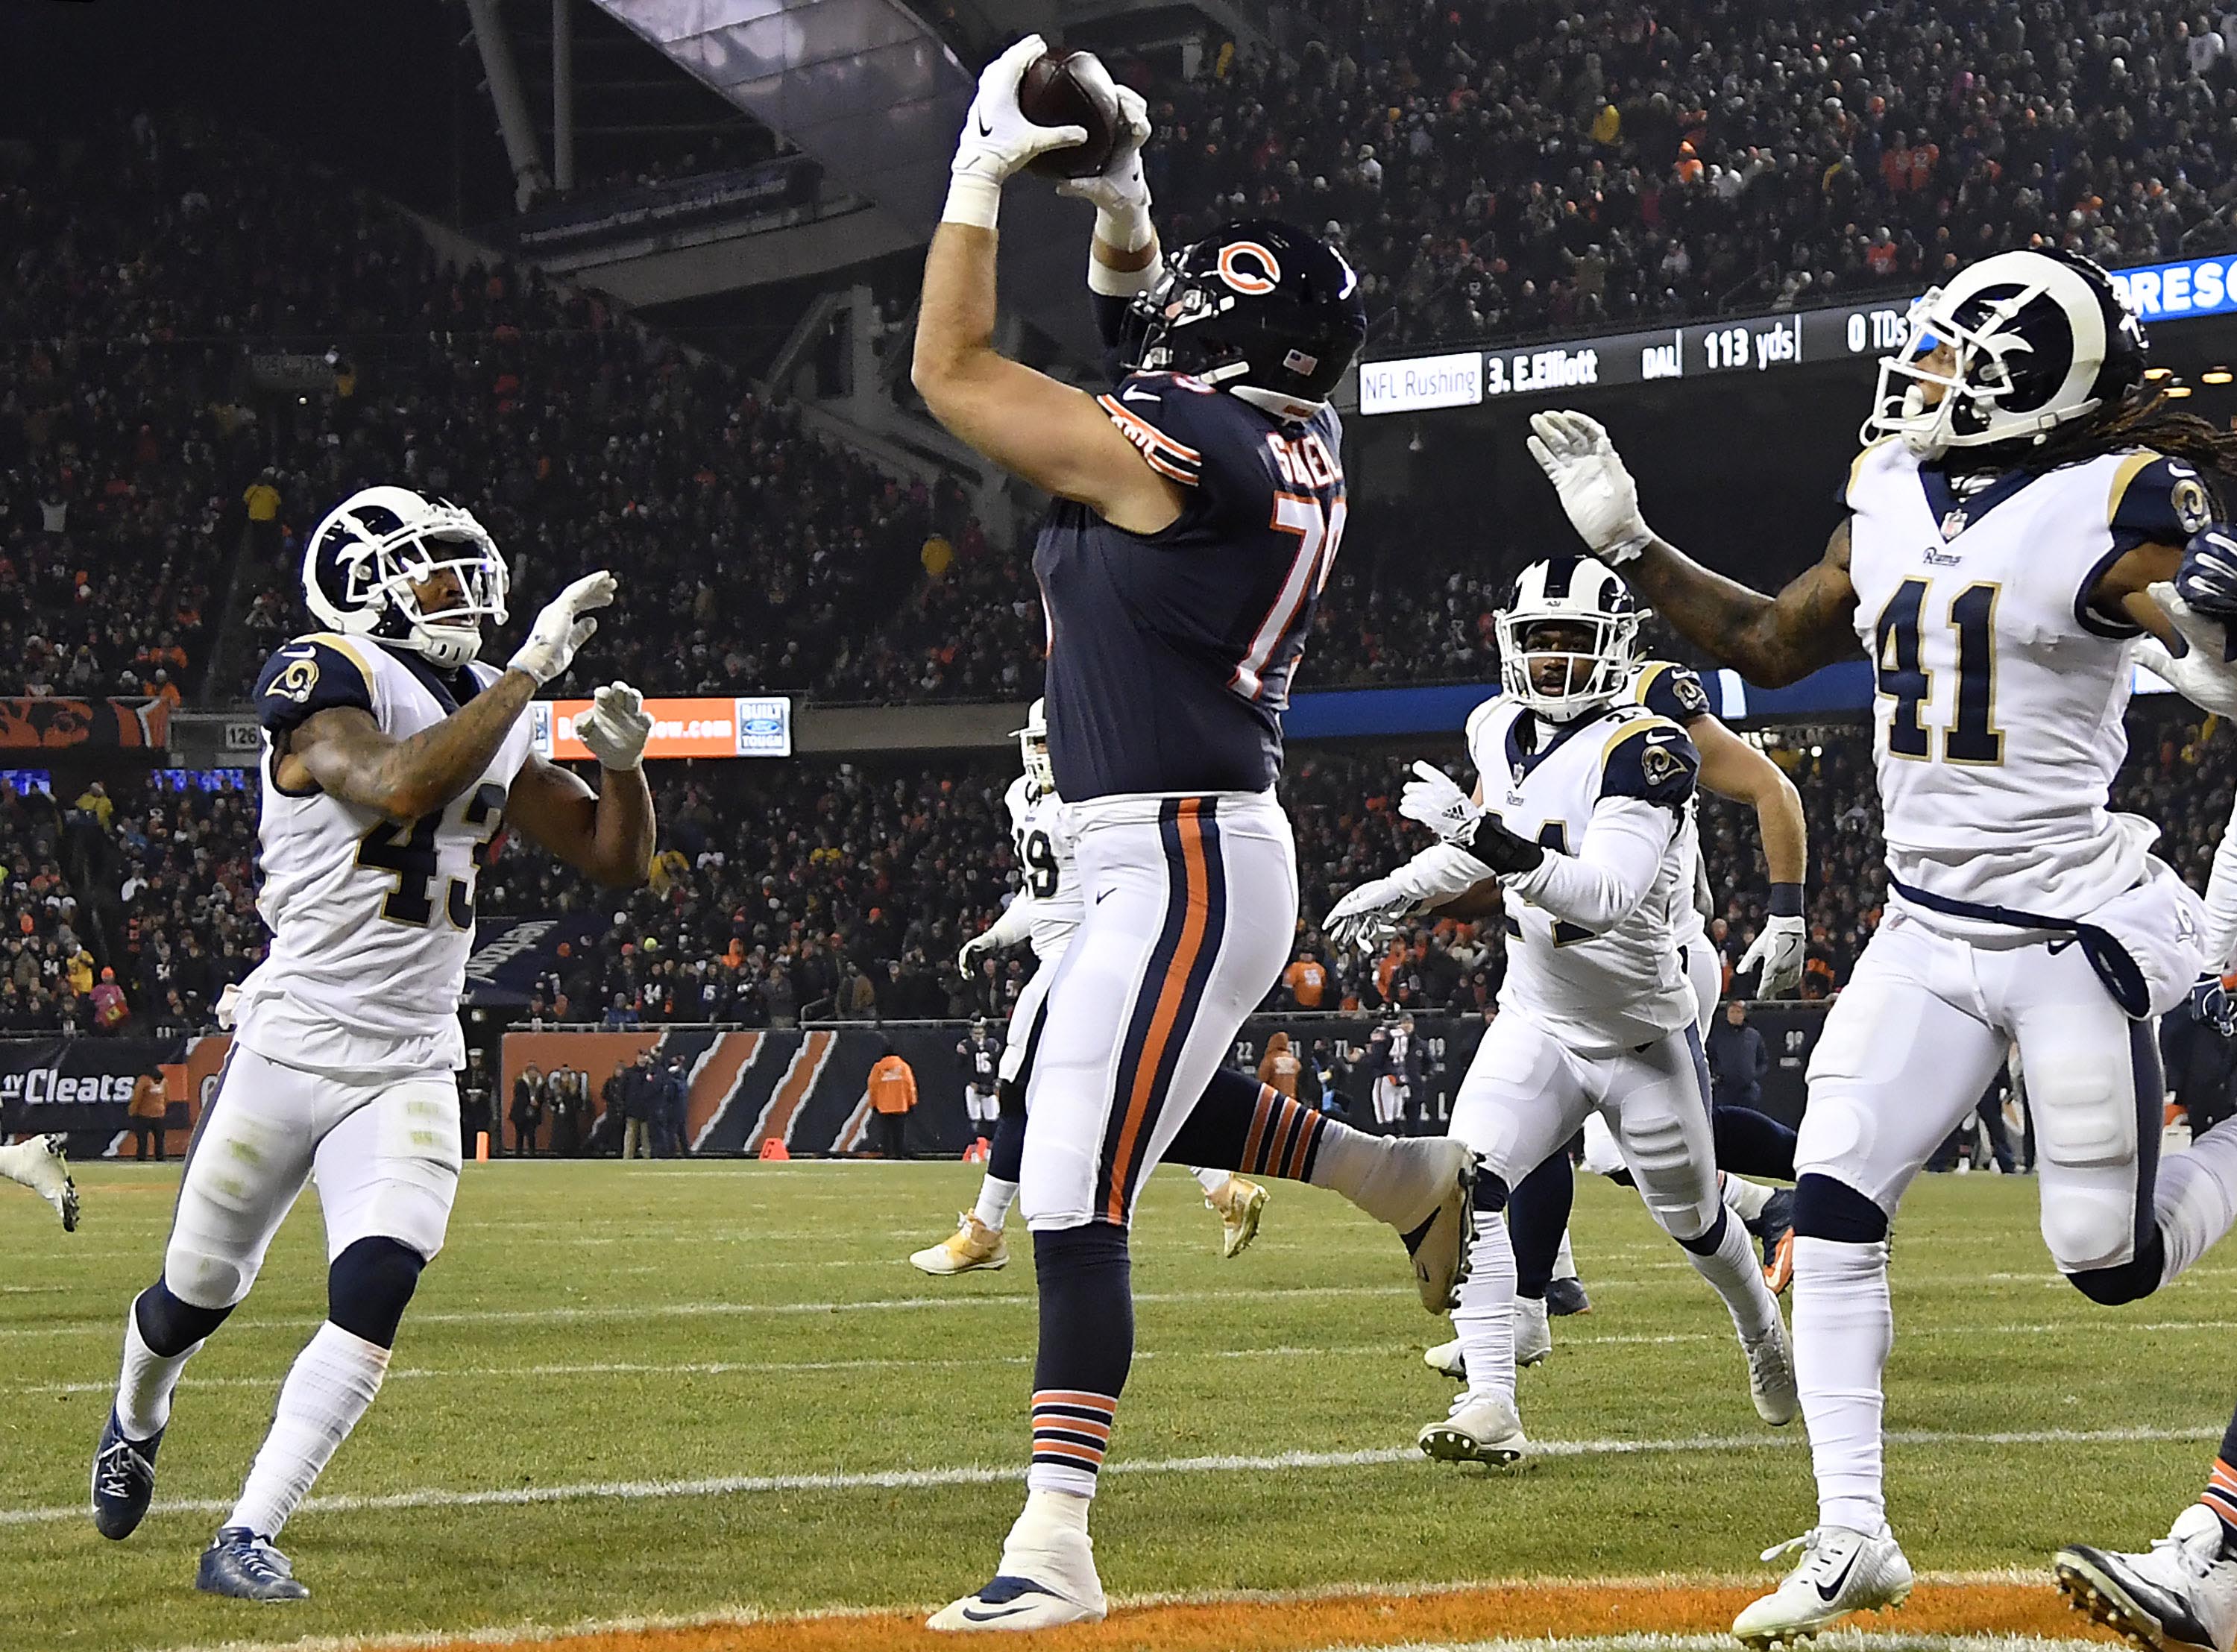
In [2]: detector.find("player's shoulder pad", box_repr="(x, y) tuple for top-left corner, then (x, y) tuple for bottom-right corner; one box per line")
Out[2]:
(1463, 692), (1516, 771)
(2109, 449), (2218, 543)
(1097, 372), (1221, 488)
(1840, 436), (1900, 510)
(1004, 772), (1033, 820)
(1598, 712), (1699, 809)
(254, 633), (378, 735)
(1628, 659), (1712, 725)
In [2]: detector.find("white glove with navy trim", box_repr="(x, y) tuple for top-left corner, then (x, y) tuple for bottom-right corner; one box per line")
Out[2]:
(1526, 410), (1654, 564)
(2136, 581), (2237, 717)
(576, 681), (652, 772)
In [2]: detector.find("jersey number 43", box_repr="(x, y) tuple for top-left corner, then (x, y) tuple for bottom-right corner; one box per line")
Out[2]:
(355, 782), (508, 929)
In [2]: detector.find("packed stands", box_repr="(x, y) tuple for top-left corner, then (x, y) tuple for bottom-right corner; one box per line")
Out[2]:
(1147, 0), (2237, 347)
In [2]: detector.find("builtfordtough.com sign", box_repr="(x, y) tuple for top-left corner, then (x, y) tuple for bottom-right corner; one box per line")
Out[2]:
(529, 696), (791, 760)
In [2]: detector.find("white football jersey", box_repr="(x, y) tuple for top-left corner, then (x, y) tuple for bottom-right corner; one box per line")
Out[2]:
(1004, 774), (1083, 961)
(1466, 695), (1699, 1051)
(1845, 440), (2207, 929)
(233, 632), (535, 1073)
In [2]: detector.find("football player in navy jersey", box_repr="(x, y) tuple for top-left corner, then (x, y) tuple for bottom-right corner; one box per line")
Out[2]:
(913, 36), (1477, 1630)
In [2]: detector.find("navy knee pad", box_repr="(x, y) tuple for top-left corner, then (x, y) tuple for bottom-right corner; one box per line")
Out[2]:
(1673, 1203), (1731, 1258)
(987, 1110), (1028, 1185)
(137, 1279), (233, 1358)
(2067, 1230), (2167, 1306)
(1792, 1173), (1889, 1243)
(1471, 1170), (1511, 1214)
(327, 1237), (427, 1349)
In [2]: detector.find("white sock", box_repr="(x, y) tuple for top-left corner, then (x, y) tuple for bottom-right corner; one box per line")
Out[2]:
(116, 1299), (203, 1440)
(1451, 1209), (1518, 1405)
(2156, 1117), (2237, 1284)
(1721, 1173), (1776, 1223)
(227, 1322), (389, 1539)
(0, 1139), (41, 1186)
(972, 1176), (1020, 1233)
(1192, 1167), (1230, 1199)
(1552, 1228), (1578, 1282)
(1792, 1235), (1893, 1538)
(1681, 1208), (1781, 1343)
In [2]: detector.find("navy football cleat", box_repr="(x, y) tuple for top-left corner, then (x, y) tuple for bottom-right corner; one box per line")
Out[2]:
(195, 1528), (310, 1601)
(1544, 1275), (1592, 1317)
(90, 1410), (163, 1539)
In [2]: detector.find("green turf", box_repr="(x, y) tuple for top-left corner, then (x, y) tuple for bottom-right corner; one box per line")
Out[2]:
(1, 1158), (2229, 1651)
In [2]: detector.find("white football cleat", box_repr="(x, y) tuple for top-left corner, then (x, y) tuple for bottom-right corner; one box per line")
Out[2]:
(1417, 1393), (1527, 1466)
(1423, 1337), (1465, 1381)
(1743, 1317), (1799, 1425)
(1515, 1293), (1552, 1366)
(910, 1213), (1008, 1276)
(1732, 1526), (1913, 1647)
(1, 1135), (79, 1232)
(2057, 1502), (2237, 1652)
(1350, 1137), (1477, 1312)
(928, 1502), (1107, 1632)
(1206, 1174), (1269, 1258)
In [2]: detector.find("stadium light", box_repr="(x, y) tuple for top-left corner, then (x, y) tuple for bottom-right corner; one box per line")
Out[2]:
(2204, 368), (2234, 384)
(2166, 384), (2194, 397)
(2145, 365), (2174, 379)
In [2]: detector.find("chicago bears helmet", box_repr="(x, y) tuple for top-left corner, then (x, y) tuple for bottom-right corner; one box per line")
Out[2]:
(1124, 219), (1368, 417)
(1497, 555), (1643, 722)
(1013, 696), (1055, 794)
(301, 486), (509, 669)
(1862, 248), (2147, 458)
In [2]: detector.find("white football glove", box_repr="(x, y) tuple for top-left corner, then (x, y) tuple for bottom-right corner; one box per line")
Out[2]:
(2135, 581), (2237, 718)
(576, 681), (652, 771)
(1397, 761), (1484, 843)
(508, 570), (616, 685)
(1324, 877), (1416, 956)
(215, 981), (241, 1032)
(946, 35), (1089, 228)
(1057, 84), (1153, 233)
(1526, 410), (1655, 564)
(1737, 913), (1807, 997)
(957, 931), (995, 978)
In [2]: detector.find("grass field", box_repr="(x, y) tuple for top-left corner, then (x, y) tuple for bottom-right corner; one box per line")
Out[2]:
(3, 1156), (2230, 1652)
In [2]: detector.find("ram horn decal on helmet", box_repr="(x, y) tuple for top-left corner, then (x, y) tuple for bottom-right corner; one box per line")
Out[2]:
(1122, 218), (1368, 418)
(1497, 555), (1644, 723)
(1861, 248), (2147, 460)
(301, 486), (510, 670)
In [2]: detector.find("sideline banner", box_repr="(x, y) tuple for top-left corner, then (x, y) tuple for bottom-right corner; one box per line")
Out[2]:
(530, 696), (790, 760)
(0, 698), (169, 749)
(0, 1035), (215, 1157)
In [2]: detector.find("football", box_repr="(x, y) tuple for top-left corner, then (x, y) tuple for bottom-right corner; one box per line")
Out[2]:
(1017, 48), (1124, 180)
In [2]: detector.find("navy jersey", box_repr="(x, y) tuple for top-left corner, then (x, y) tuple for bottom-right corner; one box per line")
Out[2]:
(1036, 371), (1346, 800)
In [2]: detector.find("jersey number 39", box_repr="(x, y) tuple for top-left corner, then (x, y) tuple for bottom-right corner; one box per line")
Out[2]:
(356, 782), (508, 930)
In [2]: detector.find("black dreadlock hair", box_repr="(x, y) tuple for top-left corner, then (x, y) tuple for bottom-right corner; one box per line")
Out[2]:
(2018, 385), (2237, 510)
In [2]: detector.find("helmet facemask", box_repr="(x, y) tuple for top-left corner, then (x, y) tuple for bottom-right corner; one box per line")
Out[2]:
(1013, 696), (1055, 794)
(1497, 611), (1638, 723)
(306, 491), (509, 669)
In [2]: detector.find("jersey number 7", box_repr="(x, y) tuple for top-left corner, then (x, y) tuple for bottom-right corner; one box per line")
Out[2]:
(356, 781), (508, 929)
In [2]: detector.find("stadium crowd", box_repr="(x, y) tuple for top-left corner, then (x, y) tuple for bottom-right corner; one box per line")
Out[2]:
(1148, 0), (2237, 347)
(7, 700), (2228, 1036)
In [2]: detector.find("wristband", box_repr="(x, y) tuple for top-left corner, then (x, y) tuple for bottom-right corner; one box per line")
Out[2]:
(1093, 199), (1155, 253)
(1088, 249), (1164, 299)
(942, 173), (1003, 231)
(1769, 883), (1805, 918)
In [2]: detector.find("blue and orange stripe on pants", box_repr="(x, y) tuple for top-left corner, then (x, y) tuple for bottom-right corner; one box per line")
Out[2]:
(1096, 798), (1227, 1224)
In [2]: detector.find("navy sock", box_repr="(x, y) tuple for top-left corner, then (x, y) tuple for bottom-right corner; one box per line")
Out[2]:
(1506, 1152), (1575, 1299)
(987, 1109), (1027, 1186)
(1164, 1066), (1331, 1181)
(1027, 1223), (1132, 1496)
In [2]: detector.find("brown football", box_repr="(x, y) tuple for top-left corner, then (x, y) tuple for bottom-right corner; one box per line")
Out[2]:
(1017, 49), (1123, 180)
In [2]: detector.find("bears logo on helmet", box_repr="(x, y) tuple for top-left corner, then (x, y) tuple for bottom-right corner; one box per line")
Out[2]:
(1124, 219), (1368, 417)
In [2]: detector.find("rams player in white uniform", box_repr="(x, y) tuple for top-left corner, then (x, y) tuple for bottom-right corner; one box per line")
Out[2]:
(911, 701), (1268, 1276)
(89, 486), (654, 1600)
(1327, 556), (1796, 1465)
(1529, 248), (2237, 1645)
(1422, 652), (1807, 1379)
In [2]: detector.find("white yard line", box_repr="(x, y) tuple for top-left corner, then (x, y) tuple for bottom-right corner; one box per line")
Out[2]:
(7, 1421), (2217, 1529)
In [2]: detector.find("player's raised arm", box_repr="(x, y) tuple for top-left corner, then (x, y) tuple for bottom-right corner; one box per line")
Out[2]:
(286, 572), (614, 822)
(910, 37), (1186, 535)
(1527, 412), (1860, 687)
(503, 682), (655, 887)
(1689, 713), (1808, 994)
